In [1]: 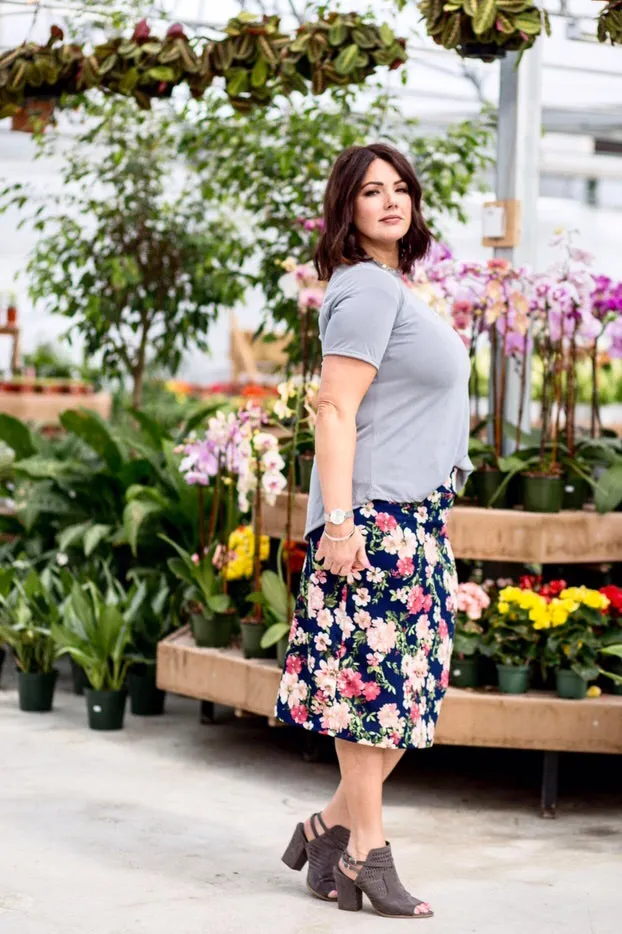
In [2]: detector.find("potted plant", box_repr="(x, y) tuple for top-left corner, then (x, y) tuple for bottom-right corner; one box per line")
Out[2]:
(540, 586), (608, 699)
(0, 568), (61, 712)
(125, 572), (173, 716)
(417, 0), (550, 62)
(450, 581), (490, 688)
(160, 535), (236, 648)
(51, 581), (135, 730)
(238, 428), (287, 658)
(484, 585), (543, 694)
(253, 539), (297, 667)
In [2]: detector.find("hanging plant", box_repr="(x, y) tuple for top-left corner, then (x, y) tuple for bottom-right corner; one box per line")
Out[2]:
(0, 12), (407, 119)
(281, 11), (407, 96)
(597, 1), (622, 44)
(417, 0), (551, 62)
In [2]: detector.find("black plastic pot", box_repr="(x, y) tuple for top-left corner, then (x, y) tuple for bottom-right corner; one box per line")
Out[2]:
(128, 670), (166, 716)
(521, 475), (564, 513)
(241, 620), (268, 659)
(18, 669), (58, 712)
(459, 42), (507, 61)
(191, 609), (236, 648)
(85, 688), (127, 731)
(473, 469), (509, 509)
(70, 656), (92, 696)
(562, 474), (590, 511)
(450, 656), (479, 689)
(297, 453), (314, 494)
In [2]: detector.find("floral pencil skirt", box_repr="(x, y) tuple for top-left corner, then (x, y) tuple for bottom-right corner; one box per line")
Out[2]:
(275, 473), (459, 749)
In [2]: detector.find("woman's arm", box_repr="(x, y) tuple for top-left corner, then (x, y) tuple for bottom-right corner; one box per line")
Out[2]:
(314, 354), (376, 577)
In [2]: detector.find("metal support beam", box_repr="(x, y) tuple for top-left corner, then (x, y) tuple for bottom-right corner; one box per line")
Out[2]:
(540, 750), (560, 817)
(489, 45), (542, 454)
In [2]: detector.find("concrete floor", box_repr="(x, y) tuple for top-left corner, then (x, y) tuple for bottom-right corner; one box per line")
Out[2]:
(1, 664), (621, 934)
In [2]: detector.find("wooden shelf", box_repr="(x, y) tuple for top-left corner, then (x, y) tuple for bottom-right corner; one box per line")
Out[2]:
(261, 493), (622, 563)
(0, 391), (112, 424)
(157, 627), (622, 754)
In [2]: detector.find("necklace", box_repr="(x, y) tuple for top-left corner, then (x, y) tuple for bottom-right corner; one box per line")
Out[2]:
(370, 258), (401, 276)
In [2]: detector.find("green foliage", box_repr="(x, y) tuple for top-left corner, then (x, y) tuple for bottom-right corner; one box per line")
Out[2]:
(182, 90), (493, 365)
(597, 1), (622, 45)
(0, 567), (62, 673)
(159, 534), (232, 616)
(0, 94), (248, 408)
(0, 12), (408, 118)
(417, 0), (551, 59)
(0, 408), (212, 578)
(51, 579), (134, 690)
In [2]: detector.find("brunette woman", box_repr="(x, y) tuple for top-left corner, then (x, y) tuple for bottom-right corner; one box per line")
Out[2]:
(276, 143), (473, 919)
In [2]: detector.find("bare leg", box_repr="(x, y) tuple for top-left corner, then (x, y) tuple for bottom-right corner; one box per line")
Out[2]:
(334, 739), (386, 875)
(307, 746), (405, 835)
(304, 746), (405, 898)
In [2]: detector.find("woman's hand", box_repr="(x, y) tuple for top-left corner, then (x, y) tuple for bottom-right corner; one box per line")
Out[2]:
(315, 525), (371, 578)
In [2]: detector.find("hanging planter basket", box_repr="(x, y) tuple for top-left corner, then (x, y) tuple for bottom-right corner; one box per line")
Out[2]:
(458, 42), (507, 61)
(417, 1), (551, 63)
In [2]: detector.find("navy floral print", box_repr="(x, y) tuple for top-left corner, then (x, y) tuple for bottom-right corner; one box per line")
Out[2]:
(275, 474), (459, 749)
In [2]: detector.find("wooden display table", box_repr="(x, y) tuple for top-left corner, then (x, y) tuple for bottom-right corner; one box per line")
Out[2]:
(261, 493), (622, 564)
(158, 627), (622, 814)
(0, 391), (112, 424)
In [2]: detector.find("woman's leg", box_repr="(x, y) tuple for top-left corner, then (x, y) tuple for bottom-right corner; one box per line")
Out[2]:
(308, 747), (405, 834)
(332, 739), (389, 873)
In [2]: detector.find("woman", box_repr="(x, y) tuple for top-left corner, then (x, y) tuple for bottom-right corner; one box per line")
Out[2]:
(276, 143), (473, 919)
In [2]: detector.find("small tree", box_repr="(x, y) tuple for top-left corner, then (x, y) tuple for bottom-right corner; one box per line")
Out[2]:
(1, 95), (248, 408)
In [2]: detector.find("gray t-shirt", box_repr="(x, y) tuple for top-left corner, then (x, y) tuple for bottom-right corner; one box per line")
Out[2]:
(304, 260), (474, 538)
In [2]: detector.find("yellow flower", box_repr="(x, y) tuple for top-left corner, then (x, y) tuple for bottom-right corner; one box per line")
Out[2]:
(499, 586), (522, 603)
(586, 686), (602, 698)
(498, 601), (509, 614)
(560, 586), (609, 611)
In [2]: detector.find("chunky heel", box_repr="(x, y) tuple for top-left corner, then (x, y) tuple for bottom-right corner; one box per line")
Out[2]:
(281, 823), (308, 871)
(334, 867), (363, 912)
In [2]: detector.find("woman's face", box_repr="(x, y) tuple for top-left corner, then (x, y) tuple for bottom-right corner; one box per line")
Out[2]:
(352, 158), (412, 248)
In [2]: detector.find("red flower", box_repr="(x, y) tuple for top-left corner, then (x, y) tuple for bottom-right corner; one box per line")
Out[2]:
(285, 655), (302, 675)
(337, 669), (364, 698)
(601, 585), (622, 616)
(167, 23), (187, 39)
(410, 703), (421, 723)
(520, 574), (540, 590)
(290, 705), (308, 724)
(440, 669), (449, 689)
(397, 557), (414, 578)
(132, 18), (151, 42)
(407, 585), (432, 616)
(362, 681), (381, 702)
(284, 540), (307, 575)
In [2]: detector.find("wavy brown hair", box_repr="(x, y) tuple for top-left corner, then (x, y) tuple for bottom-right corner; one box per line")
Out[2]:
(313, 143), (431, 281)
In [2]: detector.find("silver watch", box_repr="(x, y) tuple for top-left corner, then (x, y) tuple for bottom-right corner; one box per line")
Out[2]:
(324, 508), (354, 526)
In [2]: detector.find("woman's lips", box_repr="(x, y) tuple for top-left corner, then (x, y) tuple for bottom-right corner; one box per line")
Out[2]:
(379, 217), (403, 225)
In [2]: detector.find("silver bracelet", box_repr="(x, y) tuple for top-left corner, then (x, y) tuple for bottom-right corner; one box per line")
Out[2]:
(323, 526), (356, 542)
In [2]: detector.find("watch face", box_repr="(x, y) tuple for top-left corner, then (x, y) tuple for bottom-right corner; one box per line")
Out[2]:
(331, 509), (346, 524)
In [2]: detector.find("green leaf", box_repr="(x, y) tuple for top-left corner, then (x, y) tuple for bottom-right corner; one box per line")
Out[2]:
(601, 645), (622, 660)
(127, 407), (170, 450)
(60, 409), (124, 473)
(334, 43), (360, 76)
(124, 500), (163, 556)
(83, 523), (112, 557)
(57, 520), (92, 552)
(146, 66), (176, 82)
(260, 621), (290, 648)
(594, 463), (622, 514)
(167, 556), (196, 588)
(251, 56), (269, 89)
(472, 0), (499, 35)
(379, 24), (395, 47)
(206, 593), (230, 613)
(261, 569), (292, 622)
(0, 414), (36, 460)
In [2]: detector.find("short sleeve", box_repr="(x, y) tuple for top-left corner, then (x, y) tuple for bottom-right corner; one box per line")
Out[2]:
(321, 266), (402, 370)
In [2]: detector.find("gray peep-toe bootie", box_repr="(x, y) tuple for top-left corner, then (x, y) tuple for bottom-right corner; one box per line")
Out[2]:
(334, 844), (434, 919)
(282, 811), (350, 901)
